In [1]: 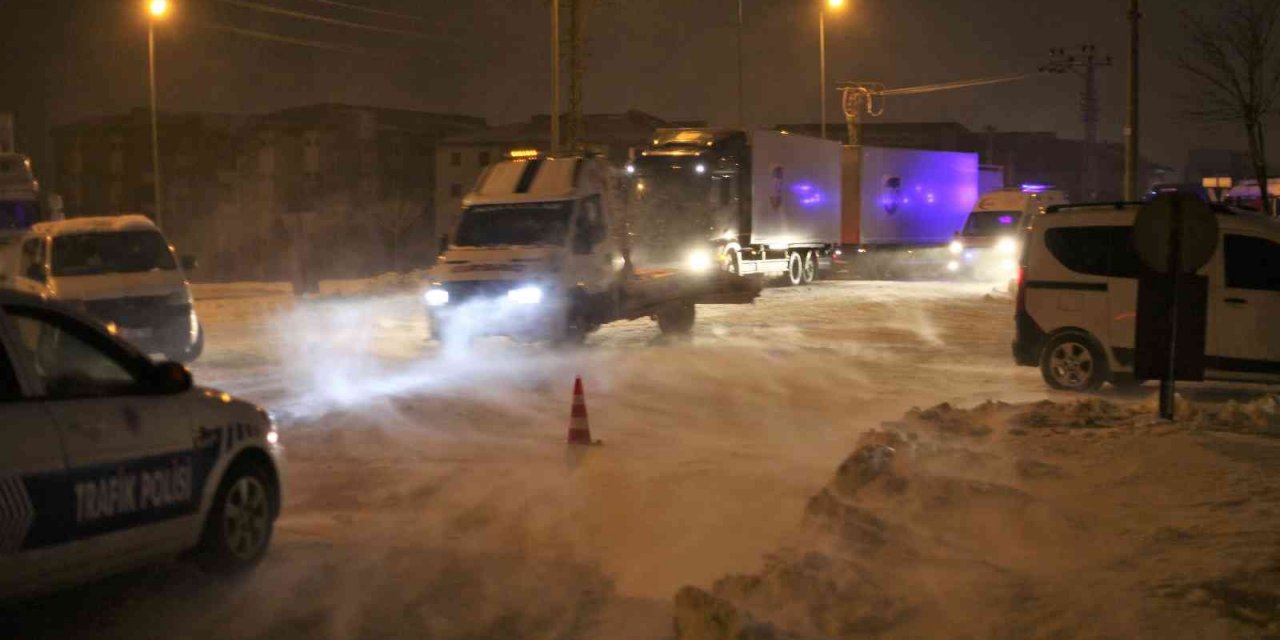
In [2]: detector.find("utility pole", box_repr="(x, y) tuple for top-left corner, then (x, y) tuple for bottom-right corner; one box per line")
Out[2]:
(1124, 0), (1142, 200)
(551, 0), (560, 155)
(1042, 45), (1113, 201)
(567, 0), (585, 151)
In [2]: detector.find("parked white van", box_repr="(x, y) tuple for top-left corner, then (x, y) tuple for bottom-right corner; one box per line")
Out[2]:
(950, 186), (1068, 280)
(1014, 202), (1280, 391)
(0, 215), (203, 362)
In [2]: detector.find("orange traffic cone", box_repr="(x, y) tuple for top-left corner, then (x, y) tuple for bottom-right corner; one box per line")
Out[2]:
(567, 376), (597, 445)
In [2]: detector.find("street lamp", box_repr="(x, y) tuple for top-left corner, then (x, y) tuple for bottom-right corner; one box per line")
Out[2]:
(820, 0), (844, 140)
(147, 0), (168, 228)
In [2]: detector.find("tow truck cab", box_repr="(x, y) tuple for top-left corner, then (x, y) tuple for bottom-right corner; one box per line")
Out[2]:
(424, 155), (626, 341)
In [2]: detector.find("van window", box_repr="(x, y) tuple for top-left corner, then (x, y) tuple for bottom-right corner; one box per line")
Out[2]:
(1043, 226), (1142, 279)
(963, 211), (1022, 236)
(1224, 234), (1280, 291)
(20, 238), (44, 277)
(50, 231), (177, 277)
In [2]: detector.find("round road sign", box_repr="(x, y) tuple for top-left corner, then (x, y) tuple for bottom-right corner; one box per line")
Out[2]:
(1133, 193), (1219, 274)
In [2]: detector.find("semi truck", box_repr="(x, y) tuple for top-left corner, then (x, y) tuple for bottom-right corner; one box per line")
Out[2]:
(423, 154), (759, 344)
(627, 129), (982, 282)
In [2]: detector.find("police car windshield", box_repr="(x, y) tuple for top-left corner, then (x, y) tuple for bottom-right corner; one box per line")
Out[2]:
(51, 231), (177, 277)
(962, 211), (1021, 237)
(454, 202), (572, 247)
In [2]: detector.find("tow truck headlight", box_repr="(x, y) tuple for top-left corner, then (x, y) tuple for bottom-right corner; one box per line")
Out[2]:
(686, 248), (714, 272)
(425, 288), (450, 306)
(996, 237), (1018, 256)
(948, 240), (964, 256)
(508, 286), (544, 304)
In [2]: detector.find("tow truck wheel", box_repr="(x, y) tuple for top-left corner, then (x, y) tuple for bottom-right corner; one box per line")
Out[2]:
(195, 460), (276, 573)
(724, 250), (740, 276)
(801, 251), (818, 284)
(657, 301), (696, 334)
(555, 307), (589, 346)
(786, 252), (804, 286)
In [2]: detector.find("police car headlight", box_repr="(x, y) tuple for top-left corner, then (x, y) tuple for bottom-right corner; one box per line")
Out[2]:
(425, 288), (449, 306)
(686, 248), (714, 272)
(996, 237), (1018, 256)
(949, 240), (964, 255)
(507, 286), (544, 304)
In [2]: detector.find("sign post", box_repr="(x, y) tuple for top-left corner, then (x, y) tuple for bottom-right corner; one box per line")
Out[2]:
(1132, 193), (1218, 420)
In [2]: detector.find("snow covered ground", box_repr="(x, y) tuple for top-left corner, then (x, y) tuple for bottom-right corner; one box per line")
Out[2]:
(5, 278), (1279, 639)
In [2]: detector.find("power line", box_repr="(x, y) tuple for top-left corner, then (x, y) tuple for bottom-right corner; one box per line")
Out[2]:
(195, 21), (377, 55)
(215, 0), (434, 39)
(303, 0), (428, 23)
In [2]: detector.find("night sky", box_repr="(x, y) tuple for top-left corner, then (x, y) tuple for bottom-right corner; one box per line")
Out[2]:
(0, 0), (1255, 178)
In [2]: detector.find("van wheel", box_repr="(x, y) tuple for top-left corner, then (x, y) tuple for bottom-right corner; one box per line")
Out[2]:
(656, 301), (696, 334)
(195, 460), (276, 573)
(786, 252), (804, 286)
(1041, 333), (1107, 392)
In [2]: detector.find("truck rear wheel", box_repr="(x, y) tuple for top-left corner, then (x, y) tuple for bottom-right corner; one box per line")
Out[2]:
(786, 252), (804, 286)
(802, 251), (818, 284)
(657, 301), (696, 334)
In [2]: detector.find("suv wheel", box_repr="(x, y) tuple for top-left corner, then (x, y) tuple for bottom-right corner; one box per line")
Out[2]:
(1041, 332), (1107, 392)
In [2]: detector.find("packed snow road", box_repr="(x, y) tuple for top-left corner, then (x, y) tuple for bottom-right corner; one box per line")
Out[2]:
(0, 280), (1176, 638)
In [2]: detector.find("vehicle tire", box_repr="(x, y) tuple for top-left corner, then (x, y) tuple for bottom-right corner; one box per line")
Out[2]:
(801, 251), (818, 284)
(555, 306), (589, 346)
(169, 325), (204, 363)
(786, 252), (804, 286)
(1041, 332), (1108, 392)
(656, 301), (696, 334)
(195, 460), (276, 573)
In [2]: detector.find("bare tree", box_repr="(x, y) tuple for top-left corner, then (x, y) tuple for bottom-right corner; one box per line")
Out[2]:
(1179, 0), (1280, 213)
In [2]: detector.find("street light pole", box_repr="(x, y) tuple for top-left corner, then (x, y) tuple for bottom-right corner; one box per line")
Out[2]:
(551, 0), (560, 155)
(147, 0), (167, 229)
(820, 6), (826, 140)
(1124, 0), (1141, 200)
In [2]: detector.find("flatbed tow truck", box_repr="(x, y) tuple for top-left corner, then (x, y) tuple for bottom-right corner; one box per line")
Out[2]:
(423, 154), (760, 344)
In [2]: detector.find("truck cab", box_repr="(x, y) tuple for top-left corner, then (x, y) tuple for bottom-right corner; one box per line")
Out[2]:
(424, 155), (625, 343)
(949, 185), (1068, 280)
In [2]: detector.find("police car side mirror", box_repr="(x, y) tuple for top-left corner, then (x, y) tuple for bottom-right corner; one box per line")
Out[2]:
(153, 361), (193, 394)
(180, 255), (198, 271)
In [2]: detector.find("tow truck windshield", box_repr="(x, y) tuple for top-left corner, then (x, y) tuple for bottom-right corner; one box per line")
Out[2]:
(962, 210), (1022, 237)
(454, 202), (573, 247)
(51, 230), (177, 277)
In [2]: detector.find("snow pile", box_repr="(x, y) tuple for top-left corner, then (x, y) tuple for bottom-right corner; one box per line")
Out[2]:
(672, 394), (1280, 639)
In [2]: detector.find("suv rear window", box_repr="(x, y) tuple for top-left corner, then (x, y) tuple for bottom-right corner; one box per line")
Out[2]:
(1043, 225), (1142, 278)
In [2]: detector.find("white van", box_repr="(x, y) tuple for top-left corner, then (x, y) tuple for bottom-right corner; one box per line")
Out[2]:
(0, 215), (203, 362)
(1014, 202), (1280, 391)
(950, 186), (1068, 280)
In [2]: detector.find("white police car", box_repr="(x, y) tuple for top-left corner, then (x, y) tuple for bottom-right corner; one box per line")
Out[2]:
(0, 290), (281, 599)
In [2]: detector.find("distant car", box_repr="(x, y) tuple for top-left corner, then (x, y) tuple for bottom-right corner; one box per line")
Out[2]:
(0, 291), (281, 599)
(949, 186), (1068, 281)
(0, 215), (204, 363)
(1014, 202), (1280, 391)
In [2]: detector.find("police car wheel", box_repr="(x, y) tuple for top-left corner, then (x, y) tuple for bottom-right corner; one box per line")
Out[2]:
(196, 462), (275, 572)
(1041, 333), (1107, 392)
